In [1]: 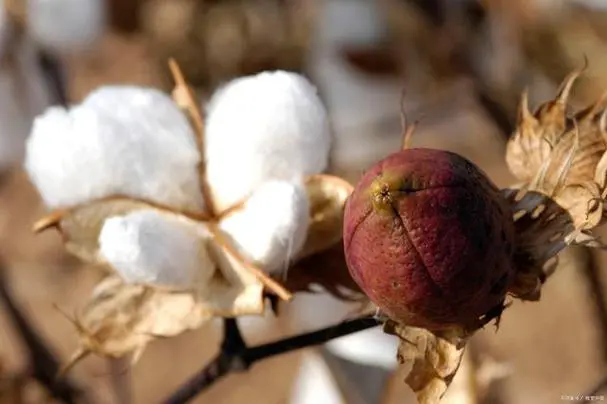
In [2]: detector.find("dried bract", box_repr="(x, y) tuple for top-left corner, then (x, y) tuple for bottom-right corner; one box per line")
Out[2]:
(506, 69), (607, 235)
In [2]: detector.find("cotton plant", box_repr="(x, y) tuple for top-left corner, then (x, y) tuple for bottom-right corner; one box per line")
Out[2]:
(25, 65), (356, 370)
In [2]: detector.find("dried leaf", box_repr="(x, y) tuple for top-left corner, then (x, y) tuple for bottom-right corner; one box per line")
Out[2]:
(385, 321), (468, 404)
(64, 252), (265, 368)
(297, 174), (353, 260)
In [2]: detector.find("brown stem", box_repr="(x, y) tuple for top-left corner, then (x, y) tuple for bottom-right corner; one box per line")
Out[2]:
(162, 316), (379, 403)
(0, 264), (84, 403)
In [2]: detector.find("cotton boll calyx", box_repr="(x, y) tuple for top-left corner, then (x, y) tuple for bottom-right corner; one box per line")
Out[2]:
(27, 0), (105, 54)
(99, 209), (215, 288)
(205, 70), (331, 212)
(25, 86), (205, 212)
(219, 180), (310, 274)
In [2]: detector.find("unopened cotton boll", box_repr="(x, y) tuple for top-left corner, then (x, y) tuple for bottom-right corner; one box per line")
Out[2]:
(205, 70), (331, 212)
(99, 209), (215, 288)
(27, 0), (105, 53)
(219, 179), (310, 274)
(25, 86), (205, 211)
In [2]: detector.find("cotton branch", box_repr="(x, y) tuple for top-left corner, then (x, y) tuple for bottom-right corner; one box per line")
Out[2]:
(0, 264), (83, 403)
(162, 315), (380, 404)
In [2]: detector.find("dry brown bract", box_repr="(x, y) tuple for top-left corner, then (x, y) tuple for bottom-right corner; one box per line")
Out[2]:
(506, 68), (607, 237)
(384, 321), (469, 404)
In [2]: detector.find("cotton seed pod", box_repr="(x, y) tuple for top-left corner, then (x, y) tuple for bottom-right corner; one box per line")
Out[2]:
(205, 70), (331, 212)
(343, 148), (516, 331)
(98, 209), (216, 289)
(24, 86), (205, 212)
(219, 179), (310, 274)
(27, 0), (105, 54)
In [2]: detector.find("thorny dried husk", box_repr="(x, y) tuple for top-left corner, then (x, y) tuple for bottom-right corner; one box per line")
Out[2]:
(506, 68), (607, 235)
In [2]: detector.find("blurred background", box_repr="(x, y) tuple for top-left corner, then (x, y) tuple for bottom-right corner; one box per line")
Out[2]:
(1, 0), (607, 403)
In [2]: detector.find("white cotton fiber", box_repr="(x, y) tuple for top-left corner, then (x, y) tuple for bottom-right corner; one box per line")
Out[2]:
(98, 209), (215, 288)
(205, 70), (331, 212)
(27, 0), (105, 54)
(219, 179), (310, 274)
(25, 86), (205, 211)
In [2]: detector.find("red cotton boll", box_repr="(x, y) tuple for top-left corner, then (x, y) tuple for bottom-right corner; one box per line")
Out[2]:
(343, 148), (516, 331)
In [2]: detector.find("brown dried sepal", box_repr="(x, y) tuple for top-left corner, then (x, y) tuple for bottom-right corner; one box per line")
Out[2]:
(506, 68), (607, 232)
(384, 320), (469, 404)
(283, 174), (363, 300)
(61, 267), (264, 373)
(503, 188), (575, 301)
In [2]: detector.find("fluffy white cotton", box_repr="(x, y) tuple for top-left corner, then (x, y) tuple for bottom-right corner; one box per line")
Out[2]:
(99, 209), (214, 288)
(25, 86), (205, 211)
(27, 0), (105, 53)
(205, 70), (331, 212)
(219, 179), (310, 274)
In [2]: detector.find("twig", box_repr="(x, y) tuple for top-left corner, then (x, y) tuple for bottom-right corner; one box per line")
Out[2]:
(162, 316), (380, 404)
(0, 265), (83, 403)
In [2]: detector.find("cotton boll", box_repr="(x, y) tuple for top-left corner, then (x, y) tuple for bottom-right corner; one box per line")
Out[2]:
(205, 70), (331, 212)
(219, 179), (310, 274)
(99, 209), (215, 288)
(27, 0), (105, 54)
(25, 86), (205, 211)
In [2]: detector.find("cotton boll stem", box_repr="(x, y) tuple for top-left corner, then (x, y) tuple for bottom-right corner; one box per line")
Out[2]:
(98, 209), (215, 289)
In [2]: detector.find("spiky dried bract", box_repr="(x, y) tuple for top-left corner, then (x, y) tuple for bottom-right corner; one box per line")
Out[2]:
(506, 69), (607, 235)
(384, 321), (468, 404)
(25, 86), (205, 212)
(503, 189), (575, 301)
(66, 271), (264, 368)
(204, 70), (331, 212)
(219, 179), (310, 274)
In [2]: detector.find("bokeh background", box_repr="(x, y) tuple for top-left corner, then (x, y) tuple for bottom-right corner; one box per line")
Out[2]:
(1, 0), (607, 403)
